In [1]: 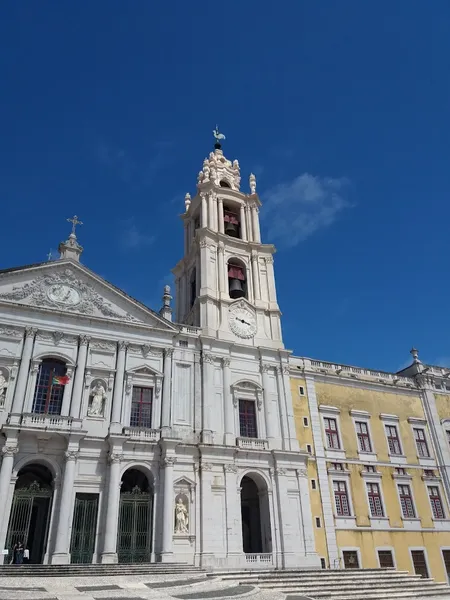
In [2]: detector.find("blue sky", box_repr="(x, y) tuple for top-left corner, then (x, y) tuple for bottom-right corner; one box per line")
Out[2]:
(1, 2), (449, 371)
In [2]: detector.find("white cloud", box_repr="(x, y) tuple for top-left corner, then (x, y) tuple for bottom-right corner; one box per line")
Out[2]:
(120, 218), (155, 250)
(262, 173), (351, 247)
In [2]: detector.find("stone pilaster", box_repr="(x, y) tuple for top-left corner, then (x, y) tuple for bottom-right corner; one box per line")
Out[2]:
(260, 363), (275, 443)
(11, 327), (36, 416)
(70, 335), (90, 418)
(110, 342), (127, 427)
(161, 348), (173, 434)
(201, 353), (214, 443)
(222, 358), (234, 445)
(101, 452), (123, 563)
(51, 450), (78, 564)
(160, 456), (175, 562)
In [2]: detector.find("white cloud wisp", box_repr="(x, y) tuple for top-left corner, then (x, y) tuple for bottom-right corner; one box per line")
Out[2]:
(262, 173), (351, 247)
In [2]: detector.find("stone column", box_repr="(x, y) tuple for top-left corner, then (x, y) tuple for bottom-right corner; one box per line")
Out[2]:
(281, 364), (299, 451)
(201, 353), (214, 443)
(252, 205), (261, 243)
(223, 358), (234, 445)
(51, 450), (78, 564)
(0, 445), (18, 538)
(11, 327), (36, 415)
(296, 469), (316, 556)
(218, 197), (224, 234)
(276, 367), (289, 445)
(161, 348), (173, 434)
(201, 193), (207, 228)
(260, 364), (275, 443)
(60, 366), (74, 416)
(70, 335), (90, 418)
(218, 244), (226, 295)
(111, 342), (127, 425)
(251, 253), (261, 301)
(160, 456), (175, 562)
(208, 193), (214, 230)
(245, 206), (253, 241)
(239, 205), (247, 241)
(101, 452), (123, 563)
(224, 465), (243, 564)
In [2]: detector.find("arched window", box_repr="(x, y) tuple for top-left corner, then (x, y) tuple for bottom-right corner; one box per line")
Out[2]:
(220, 180), (231, 188)
(228, 259), (247, 299)
(189, 267), (197, 308)
(32, 358), (68, 415)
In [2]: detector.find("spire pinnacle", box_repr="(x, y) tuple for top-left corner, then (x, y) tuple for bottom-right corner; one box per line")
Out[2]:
(159, 285), (173, 321)
(58, 215), (84, 262)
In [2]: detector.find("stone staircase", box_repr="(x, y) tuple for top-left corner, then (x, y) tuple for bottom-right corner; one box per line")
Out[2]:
(214, 567), (450, 599)
(0, 562), (203, 577)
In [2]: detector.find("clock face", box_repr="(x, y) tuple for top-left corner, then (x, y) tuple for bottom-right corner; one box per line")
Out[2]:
(228, 304), (257, 339)
(47, 284), (81, 307)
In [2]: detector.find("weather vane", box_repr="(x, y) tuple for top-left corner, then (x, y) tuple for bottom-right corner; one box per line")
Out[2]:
(213, 125), (226, 146)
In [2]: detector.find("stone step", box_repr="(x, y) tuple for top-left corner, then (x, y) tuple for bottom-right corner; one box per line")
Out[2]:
(233, 573), (415, 583)
(256, 576), (424, 589)
(0, 563), (203, 577)
(271, 580), (445, 593)
(216, 568), (397, 578)
(283, 583), (450, 599)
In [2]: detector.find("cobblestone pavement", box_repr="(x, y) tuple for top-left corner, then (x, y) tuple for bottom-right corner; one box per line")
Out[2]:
(0, 574), (287, 600)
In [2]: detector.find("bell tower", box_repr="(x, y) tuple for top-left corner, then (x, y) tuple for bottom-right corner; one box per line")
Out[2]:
(172, 132), (283, 348)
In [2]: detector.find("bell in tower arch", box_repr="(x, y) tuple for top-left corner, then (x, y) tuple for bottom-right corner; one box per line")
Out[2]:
(225, 220), (238, 237)
(229, 278), (245, 299)
(228, 263), (246, 299)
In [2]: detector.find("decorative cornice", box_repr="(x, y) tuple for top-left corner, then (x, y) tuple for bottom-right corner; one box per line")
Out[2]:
(224, 464), (238, 474)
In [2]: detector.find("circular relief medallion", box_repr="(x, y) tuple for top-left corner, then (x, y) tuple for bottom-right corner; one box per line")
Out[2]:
(47, 284), (81, 307)
(228, 303), (257, 339)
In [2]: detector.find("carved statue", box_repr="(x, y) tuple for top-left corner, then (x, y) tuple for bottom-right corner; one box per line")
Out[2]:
(0, 373), (8, 406)
(174, 497), (189, 534)
(249, 173), (256, 194)
(88, 382), (107, 416)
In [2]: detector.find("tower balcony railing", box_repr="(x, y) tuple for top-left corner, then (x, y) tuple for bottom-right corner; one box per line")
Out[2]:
(122, 426), (161, 442)
(19, 413), (83, 431)
(236, 437), (268, 451)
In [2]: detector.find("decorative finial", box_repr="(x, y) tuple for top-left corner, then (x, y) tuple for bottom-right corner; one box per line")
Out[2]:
(160, 285), (173, 322)
(46, 250), (53, 261)
(410, 347), (421, 364)
(213, 125), (226, 149)
(184, 193), (191, 212)
(249, 173), (256, 194)
(67, 215), (83, 236)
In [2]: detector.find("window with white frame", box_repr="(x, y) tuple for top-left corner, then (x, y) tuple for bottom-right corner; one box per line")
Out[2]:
(367, 482), (384, 517)
(428, 486), (445, 519)
(398, 484), (416, 518)
(355, 421), (372, 453)
(333, 480), (351, 516)
(324, 417), (340, 449)
(414, 428), (430, 458)
(385, 424), (402, 455)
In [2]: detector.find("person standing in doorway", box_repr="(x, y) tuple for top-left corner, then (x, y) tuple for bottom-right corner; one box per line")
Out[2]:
(11, 541), (24, 565)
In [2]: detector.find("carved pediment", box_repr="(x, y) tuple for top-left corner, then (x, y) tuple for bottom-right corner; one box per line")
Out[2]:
(0, 262), (177, 331)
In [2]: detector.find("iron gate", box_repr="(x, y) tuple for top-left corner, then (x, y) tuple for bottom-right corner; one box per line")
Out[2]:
(117, 486), (152, 563)
(6, 480), (52, 564)
(70, 493), (99, 564)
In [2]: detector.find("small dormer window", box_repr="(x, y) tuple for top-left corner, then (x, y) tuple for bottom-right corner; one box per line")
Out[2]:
(220, 180), (231, 188)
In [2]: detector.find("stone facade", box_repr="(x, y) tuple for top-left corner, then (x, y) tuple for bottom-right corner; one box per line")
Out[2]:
(0, 143), (318, 569)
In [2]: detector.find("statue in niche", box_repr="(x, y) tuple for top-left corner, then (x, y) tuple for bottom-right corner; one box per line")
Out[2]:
(88, 382), (107, 417)
(0, 372), (8, 406)
(174, 496), (189, 534)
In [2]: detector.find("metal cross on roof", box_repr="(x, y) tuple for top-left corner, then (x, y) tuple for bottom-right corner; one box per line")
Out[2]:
(67, 215), (83, 235)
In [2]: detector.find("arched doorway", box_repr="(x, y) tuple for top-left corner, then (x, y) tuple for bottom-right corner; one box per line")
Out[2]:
(6, 464), (53, 564)
(240, 474), (272, 554)
(117, 468), (153, 563)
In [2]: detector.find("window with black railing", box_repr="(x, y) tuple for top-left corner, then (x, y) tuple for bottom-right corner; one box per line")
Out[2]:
(32, 359), (67, 415)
